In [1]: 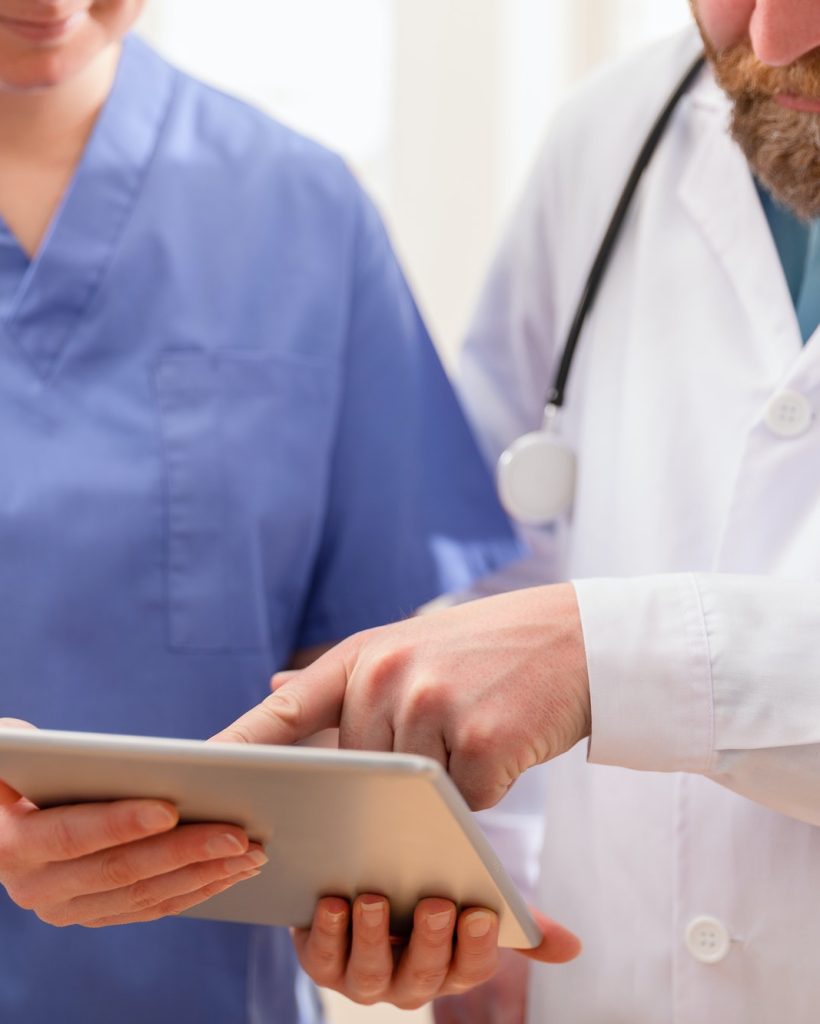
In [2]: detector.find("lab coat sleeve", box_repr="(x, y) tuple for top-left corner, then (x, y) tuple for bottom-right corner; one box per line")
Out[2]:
(577, 573), (820, 826)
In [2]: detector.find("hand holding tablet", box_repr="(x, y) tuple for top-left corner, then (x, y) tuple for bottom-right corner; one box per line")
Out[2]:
(0, 721), (581, 1009)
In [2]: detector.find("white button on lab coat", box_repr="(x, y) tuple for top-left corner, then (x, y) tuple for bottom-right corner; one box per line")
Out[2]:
(765, 390), (813, 437)
(461, 28), (820, 1024)
(685, 917), (731, 966)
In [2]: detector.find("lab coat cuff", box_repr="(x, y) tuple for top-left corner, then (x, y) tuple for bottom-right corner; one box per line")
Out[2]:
(574, 575), (714, 775)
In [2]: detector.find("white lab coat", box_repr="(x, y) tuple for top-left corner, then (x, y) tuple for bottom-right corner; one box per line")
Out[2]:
(461, 27), (820, 1024)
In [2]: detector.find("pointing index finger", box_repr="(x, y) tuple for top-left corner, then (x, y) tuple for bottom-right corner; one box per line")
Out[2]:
(210, 645), (353, 746)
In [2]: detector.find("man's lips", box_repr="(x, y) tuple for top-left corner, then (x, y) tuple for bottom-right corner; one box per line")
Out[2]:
(775, 93), (820, 114)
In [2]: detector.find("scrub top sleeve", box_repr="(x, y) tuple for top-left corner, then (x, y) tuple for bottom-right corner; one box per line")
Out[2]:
(296, 186), (521, 648)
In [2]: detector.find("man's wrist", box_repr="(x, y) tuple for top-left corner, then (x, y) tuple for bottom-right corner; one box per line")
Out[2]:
(561, 583), (592, 741)
(537, 583), (592, 754)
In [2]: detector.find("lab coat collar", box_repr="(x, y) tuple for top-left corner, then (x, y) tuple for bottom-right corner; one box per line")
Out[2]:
(677, 72), (807, 384)
(2, 36), (175, 380)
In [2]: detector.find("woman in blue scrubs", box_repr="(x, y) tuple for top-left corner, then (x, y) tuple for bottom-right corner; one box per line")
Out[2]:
(0, 3), (519, 1022)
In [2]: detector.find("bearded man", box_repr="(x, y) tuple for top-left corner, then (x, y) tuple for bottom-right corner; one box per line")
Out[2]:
(217, 3), (820, 1022)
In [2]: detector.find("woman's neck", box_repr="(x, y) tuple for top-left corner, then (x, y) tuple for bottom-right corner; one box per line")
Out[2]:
(0, 44), (121, 257)
(0, 43), (121, 167)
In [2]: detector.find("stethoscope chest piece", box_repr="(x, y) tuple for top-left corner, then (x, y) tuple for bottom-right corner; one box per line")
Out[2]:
(495, 53), (704, 528)
(497, 425), (576, 526)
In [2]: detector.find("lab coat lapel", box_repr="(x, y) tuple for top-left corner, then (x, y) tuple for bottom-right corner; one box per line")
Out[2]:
(2, 37), (174, 380)
(677, 80), (804, 381)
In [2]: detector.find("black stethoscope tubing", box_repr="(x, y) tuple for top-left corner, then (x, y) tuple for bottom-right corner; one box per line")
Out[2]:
(547, 54), (706, 410)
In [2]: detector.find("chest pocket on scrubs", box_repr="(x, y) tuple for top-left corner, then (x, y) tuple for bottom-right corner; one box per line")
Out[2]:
(156, 349), (335, 653)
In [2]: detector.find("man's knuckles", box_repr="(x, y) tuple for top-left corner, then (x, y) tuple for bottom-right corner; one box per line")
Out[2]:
(401, 675), (453, 725)
(361, 641), (415, 696)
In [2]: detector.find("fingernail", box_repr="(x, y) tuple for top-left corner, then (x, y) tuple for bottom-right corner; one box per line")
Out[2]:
(325, 908), (347, 925)
(428, 909), (454, 932)
(138, 804), (177, 831)
(205, 833), (246, 857)
(361, 899), (386, 926)
(234, 869), (262, 883)
(465, 912), (493, 938)
(238, 843), (270, 868)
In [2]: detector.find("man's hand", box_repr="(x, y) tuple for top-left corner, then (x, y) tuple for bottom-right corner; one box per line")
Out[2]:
(295, 897), (580, 1011)
(214, 584), (590, 811)
(0, 719), (268, 927)
(213, 588), (587, 1005)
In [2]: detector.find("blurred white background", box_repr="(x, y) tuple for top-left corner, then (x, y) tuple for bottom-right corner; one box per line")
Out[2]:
(137, 2), (692, 1020)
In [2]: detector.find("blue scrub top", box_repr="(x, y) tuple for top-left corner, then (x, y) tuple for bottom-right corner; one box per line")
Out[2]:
(0, 36), (519, 1024)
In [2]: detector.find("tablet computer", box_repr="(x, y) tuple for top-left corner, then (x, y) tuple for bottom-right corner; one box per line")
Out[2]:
(0, 728), (540, 949)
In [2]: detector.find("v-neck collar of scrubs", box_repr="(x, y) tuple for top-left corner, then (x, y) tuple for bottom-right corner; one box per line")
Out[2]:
(757, 182), (820, 344)
(1, 36), (175, 380)
(0, 214), (28, 320)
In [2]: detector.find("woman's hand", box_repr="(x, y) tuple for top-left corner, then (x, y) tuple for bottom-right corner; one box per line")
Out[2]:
(294, 895), (580, 1011)
(0, 719), (267, 927)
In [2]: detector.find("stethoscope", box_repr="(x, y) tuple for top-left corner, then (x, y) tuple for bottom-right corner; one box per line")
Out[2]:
(497, 54), (706, 526)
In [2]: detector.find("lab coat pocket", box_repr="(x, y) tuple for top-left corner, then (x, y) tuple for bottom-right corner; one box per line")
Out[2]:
(156, 349), (335, 652)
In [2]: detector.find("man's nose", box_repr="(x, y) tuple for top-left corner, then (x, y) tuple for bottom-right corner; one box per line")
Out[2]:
(748, 0), (820, 67)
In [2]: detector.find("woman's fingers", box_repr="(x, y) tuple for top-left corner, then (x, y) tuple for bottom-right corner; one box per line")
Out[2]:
(57, 844), (268, 925)
(83, 868), (263, 928)
(0, 799), (182, 865)
(440, 909), (500, 996)
(391, 899), (457, 1008)
(344, 895), (394, 1003)
(293, 896), (351, 988)
(37, 823), (253, 902)
(0, 791), (258, 930)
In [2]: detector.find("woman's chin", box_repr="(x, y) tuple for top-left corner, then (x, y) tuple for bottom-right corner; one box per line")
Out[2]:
(0, 42), (102, 93)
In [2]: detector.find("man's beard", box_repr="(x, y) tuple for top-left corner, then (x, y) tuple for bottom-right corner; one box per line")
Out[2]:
(693, 12), (820, 219)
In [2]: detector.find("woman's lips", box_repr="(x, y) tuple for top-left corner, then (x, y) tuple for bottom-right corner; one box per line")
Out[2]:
(0, 11), (85, 43)
(775, 93), (820, 114)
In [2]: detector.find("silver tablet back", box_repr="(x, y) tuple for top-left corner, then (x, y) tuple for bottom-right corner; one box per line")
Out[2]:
(0, 729), (540, 948)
